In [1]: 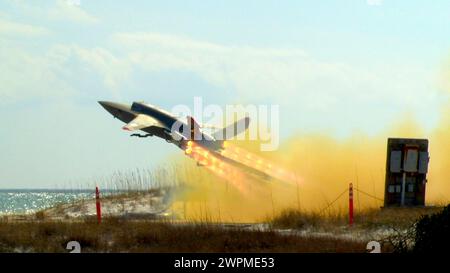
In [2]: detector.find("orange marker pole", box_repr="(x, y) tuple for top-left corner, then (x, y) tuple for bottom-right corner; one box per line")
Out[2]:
(349, 183), (354, 227)
(95, 186), (102, 224)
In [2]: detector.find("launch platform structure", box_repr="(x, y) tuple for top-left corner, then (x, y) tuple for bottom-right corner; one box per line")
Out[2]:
(384, 138), (429, 207)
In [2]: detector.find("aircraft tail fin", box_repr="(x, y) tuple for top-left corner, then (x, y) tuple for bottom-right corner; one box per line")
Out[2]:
(212, 117), (250, 140)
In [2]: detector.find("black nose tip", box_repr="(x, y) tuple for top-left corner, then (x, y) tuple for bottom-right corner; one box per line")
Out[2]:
(98, 101), (116, 110)
(98, 101), (108, 107)
(98, 101), (117, 114)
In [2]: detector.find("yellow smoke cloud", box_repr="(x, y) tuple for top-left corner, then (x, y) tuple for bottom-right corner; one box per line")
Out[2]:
(171, 60), (450, 223)
(428, 57), (450, 203)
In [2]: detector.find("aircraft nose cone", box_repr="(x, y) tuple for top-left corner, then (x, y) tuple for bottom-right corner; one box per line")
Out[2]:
(98, 101), (120, 112)
(98, 101), (133, 119)
(98, 101), (121, 116)
(98, 101), (112, 108)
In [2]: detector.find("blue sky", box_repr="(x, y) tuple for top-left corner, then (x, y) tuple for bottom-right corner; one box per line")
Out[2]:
(0, 0), (449, 188)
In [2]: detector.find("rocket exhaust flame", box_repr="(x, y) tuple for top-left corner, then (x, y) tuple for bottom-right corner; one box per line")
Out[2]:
(184, 142), (249, 193)
(183, 139), (301, 201)
(220, 143), (300, 185)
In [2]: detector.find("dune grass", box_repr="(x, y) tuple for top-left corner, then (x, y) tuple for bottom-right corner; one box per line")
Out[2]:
(2, 164), (445, 253)
(270, 206), (445, 231)
(0, 217), (367, 253)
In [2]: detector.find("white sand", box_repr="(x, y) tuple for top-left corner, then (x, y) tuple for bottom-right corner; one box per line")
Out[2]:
(43, 191), (171, 219)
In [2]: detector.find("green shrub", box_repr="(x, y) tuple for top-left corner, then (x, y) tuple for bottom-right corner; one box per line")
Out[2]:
(413, 204), (450, 253)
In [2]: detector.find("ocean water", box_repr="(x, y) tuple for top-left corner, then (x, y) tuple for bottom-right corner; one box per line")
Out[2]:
(0, 189), (95, 214)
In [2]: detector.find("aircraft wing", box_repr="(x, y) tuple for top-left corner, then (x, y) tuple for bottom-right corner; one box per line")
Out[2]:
(122, 114), (164, 131)
(212, 117), (250, 140)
